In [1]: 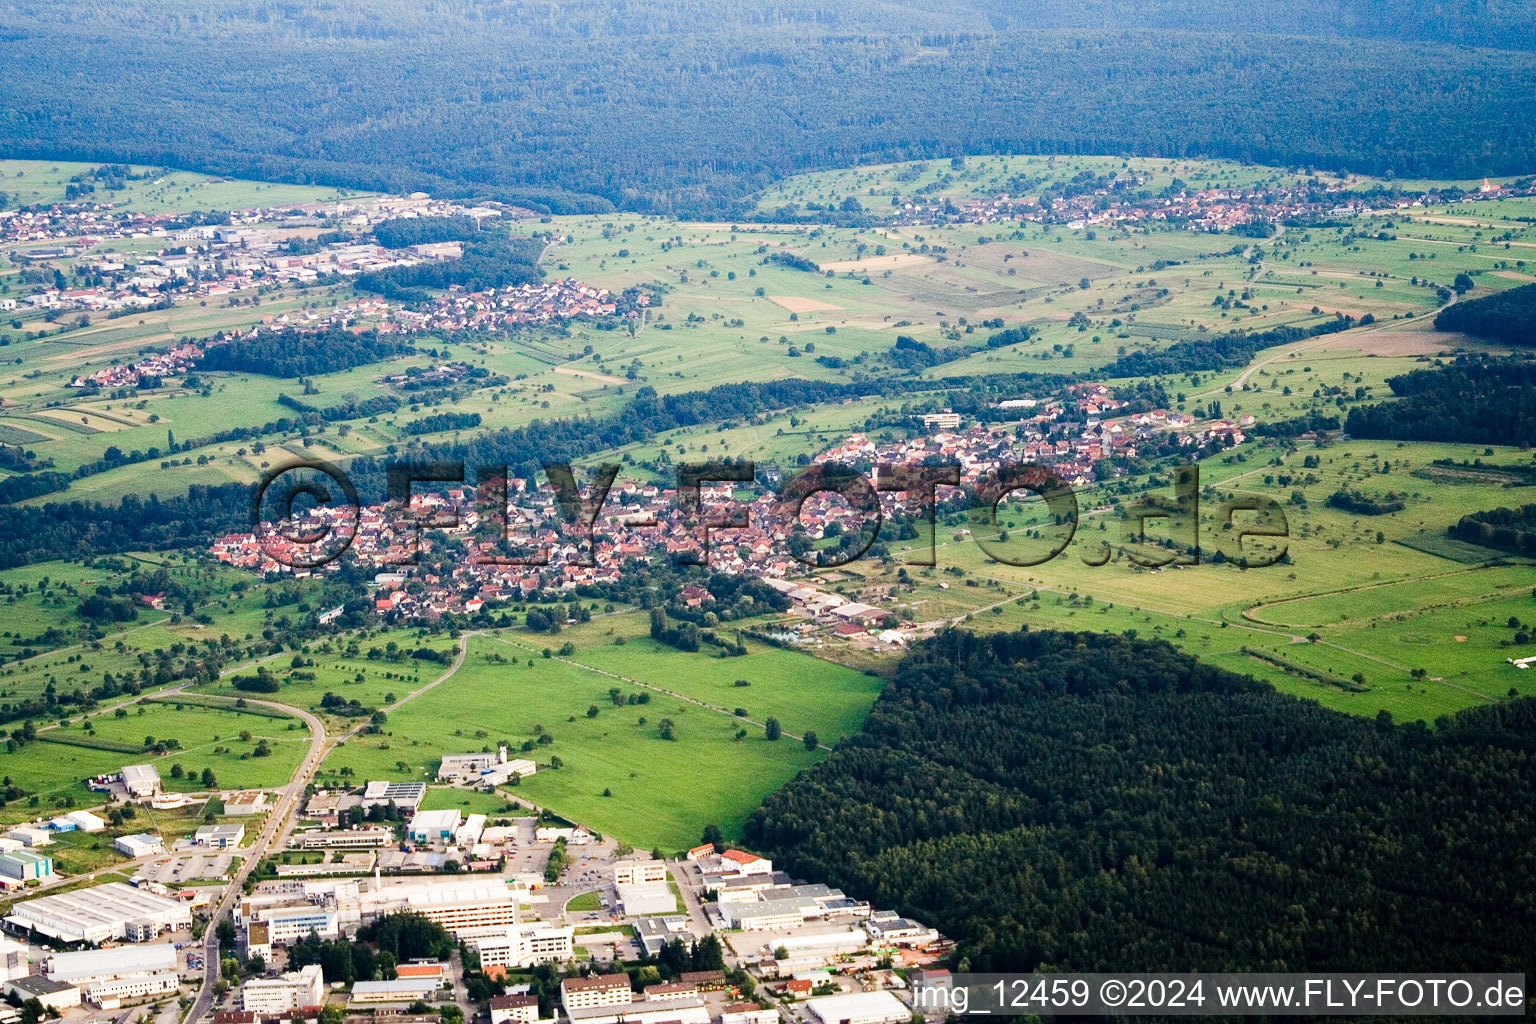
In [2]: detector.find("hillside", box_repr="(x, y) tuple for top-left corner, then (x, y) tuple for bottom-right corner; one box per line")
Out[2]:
(3, 1), (1536, 213)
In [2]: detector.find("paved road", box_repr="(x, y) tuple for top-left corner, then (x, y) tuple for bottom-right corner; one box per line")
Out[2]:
(185, 696), (328, 1024)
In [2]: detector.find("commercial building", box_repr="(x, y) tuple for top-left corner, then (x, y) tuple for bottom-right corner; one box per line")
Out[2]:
(803, 992), (913, 1024)
(6, 881), (192, 943)
(360, 781), (427, 812)
(489, 994), (540, 1024)
(559, 973), (632, 1012)
(83, 972), (179, 1009)
(46, 943), (177, 984)
(0, 850), (54, 882)
(613, 860), (668, 886)
(242, 965), (325, 1014)
(194, 824), (246, 849)
(406, 809), (460, 845)
(113, 833), (164, 857)
(120, 764), (162, 798)
(459, 923), (574, 970)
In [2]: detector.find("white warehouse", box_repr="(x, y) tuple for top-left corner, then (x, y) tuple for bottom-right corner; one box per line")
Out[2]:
(7, 882), (191, 943)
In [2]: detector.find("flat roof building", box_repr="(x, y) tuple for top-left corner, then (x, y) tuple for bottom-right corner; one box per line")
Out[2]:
(616, 882), (675, 917)
(613, 860), (668, 886)
(460, 922), (574, 970)
(5, 975), (80, 1012)
(804, 991), (912, 1024)
(406, 809), (460, 845)
(113, 833), (164, 858)
(242, 964), (325, 1015)
(120, 764), (162, 798)
(361, 781), (427, 812)
(351, 977), (442, 1004)
(83, 971), (179, 1009)
(46, 943), (177, 984)
(6, 881), (191, 943)
(0, 850), (54, 882)
(195, 824), (246, 848)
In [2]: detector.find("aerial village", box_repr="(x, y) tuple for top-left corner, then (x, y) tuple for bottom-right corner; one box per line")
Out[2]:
(0, 753), (950, 1024)
(211, 386), (1250, 643)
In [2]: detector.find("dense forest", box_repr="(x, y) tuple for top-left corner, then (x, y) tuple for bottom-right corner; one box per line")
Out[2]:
(745, 628), (1536, 972)
(1434, 282), (1536, 348)
(1343, 357), (1536, 445)
(1449, 504), (1536, 557)
(0, 485), (252, 570)
(197, 326), (414, 378)
(2, 2), (1535, 214)
(354, 233), (544, 303)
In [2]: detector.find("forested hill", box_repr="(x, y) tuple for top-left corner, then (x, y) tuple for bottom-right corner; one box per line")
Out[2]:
(744, 629), (1536, 973)
(3, 1), (1536, 214)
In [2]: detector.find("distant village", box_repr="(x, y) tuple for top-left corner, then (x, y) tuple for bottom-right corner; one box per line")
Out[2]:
(880, 172), (1536, 232)
(212, 390), (1249, 640)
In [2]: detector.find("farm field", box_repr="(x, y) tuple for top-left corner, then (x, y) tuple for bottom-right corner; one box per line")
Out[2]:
(319, 633), (828, 850)
(0, 698), (307, 823)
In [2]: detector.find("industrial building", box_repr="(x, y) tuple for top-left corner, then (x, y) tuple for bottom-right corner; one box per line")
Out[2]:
(224, 791), (269, 816)
(0, 937), (28, 983)
(804, 991), (912, 1024)
(5, 975), (80, 1012)
(6, 881), (192, 943)
(120, 764), (162, 798)
(362, 879), (519, 934)
(241, 964), (324, 1014)
(113, 833), (164, 857)
(45, 943), (177, 984)
(194, 824), (246, 848)
(63, 810), (106, 832)
(0, 850), (54, 883)
(406, 809), (460, 845)
(565, 999), (709, 1024)
(634, 916), (691, 957)
(359, 781), (427, 812)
